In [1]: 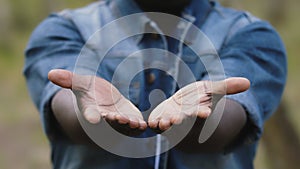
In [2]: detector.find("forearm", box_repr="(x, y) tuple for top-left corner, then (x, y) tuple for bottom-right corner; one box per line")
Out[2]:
(176, 99), (247, 152)
(52, 88), (247, 152)
(51, 89), (93, 144)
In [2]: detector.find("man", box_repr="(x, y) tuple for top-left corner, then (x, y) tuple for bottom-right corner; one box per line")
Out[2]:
(24, 0), (286, 168)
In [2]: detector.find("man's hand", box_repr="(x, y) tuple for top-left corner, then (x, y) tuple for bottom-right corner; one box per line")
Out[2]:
(48, 69), (147, 133)
(148, 77), (250, 131)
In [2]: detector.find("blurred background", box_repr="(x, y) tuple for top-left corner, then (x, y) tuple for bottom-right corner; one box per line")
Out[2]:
(0, 0), (299, 168)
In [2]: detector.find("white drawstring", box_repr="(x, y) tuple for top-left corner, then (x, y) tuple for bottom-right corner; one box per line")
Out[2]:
(154, 134), (162, 169)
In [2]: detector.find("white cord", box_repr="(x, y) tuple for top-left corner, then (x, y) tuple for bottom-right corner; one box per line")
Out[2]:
(154, 134), (162, 169)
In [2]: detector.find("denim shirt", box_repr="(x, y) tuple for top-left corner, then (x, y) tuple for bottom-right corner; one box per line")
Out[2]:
(24, 0), (287, 169)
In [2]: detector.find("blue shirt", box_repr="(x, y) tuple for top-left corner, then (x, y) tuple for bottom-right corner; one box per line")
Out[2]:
(24, 0), (287, 168)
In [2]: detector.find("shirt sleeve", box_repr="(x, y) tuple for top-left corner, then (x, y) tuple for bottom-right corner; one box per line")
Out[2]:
(219, 20), (287, 145)
(23, 14), (84, 140)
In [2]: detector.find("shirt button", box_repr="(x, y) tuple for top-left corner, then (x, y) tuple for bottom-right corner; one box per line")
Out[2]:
(147, 73), (156, 84)
(151, 33), (159, 40)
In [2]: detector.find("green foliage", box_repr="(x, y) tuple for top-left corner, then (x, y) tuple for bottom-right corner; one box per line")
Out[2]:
(0, 0), (299, 168)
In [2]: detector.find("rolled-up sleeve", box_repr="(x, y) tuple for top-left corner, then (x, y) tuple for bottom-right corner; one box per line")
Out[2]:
(23, 14), (84, 139)
(220, 21), (287, 144)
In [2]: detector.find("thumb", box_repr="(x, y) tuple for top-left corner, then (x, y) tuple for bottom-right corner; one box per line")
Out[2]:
(48, 69), (73, 89)
(209, 77), (250, 95)
(225, 77), (250, 94)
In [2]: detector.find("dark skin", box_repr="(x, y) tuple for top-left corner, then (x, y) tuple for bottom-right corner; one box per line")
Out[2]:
(49, 0), (250, 152)
(134, 0), (192, 15)
(49, 69), (249, 152)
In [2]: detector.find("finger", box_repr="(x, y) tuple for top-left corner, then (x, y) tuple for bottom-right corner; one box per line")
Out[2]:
(106, 112), (117, 122)
(196, 106), (212, 118)
(148, 100), (169, 122)
(115, 114), (130, 124)
(83, 107), (101, 124)
(158, 119), (172, 131)
(170, 114), (184, 125)
(128, 117), (140, 129)
(225, 77), (250, 94)
(48, 69), (73, 89)
(148, 119), (159, 129)
(208, 77), (250, 95)
(138, 120), (147, 130)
